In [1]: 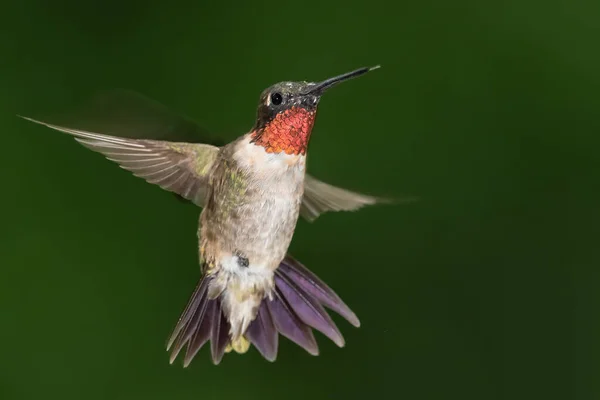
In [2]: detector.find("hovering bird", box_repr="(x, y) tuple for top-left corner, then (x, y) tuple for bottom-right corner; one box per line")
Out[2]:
(20, 66), (387, 365)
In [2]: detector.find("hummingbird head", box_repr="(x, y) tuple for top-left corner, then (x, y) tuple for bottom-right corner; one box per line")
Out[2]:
(250, 66), (380, 155)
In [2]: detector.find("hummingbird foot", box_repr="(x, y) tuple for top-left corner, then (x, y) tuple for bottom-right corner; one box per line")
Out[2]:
(225, 336), (250, 354)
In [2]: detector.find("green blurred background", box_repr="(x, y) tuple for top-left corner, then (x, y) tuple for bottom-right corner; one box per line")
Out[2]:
(1, 0), (596, 399)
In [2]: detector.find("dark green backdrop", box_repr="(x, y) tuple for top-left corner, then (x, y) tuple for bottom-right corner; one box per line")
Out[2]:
(2, 0), (596, 399)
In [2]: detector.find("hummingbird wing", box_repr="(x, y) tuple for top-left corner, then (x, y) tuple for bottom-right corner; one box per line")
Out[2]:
(300, 174), (382, 222)
(20, 117), (219, 207)
(40, 89), (225, 145)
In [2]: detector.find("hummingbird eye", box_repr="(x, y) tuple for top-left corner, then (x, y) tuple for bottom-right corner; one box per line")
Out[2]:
(270, 92), (283, 106)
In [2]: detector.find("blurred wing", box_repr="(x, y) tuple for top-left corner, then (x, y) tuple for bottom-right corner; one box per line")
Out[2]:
(42, 89), (225, 146)
(300, 174), (382, 222)
(20, 117), (219, 207)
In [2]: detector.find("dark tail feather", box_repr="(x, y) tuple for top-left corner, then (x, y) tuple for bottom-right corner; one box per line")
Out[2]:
(183, 301), (213, 367)
(267, 289), (319, 355)
(278, 256), (360, 327)
(274, 272), (345, 347)
(166, 278), (209, 361)
(167, 255), (359, 365)
(166, 278), (231, 366)
(245, 302), (278, 361)
(210, 302), (230, 365)
(247, 254), (359, 360)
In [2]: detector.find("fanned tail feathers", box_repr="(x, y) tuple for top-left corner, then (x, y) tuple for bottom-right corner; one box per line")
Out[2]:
(167, 255), (359, 366)
(166, 278), (230, 366)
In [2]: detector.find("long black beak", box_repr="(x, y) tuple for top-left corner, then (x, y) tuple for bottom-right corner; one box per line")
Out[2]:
(303, 65), (380, 95)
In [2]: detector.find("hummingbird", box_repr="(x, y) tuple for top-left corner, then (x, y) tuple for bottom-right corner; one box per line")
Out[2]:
(20, 65), (386, 365)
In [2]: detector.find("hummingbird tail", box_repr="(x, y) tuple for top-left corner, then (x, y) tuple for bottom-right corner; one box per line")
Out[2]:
(166, 277), (231, 366)
(245, 255), (360, 361)
(166, 255), (360, 366)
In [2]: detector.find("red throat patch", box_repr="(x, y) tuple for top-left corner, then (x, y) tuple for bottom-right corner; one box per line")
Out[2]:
(250, 107), (316, 155)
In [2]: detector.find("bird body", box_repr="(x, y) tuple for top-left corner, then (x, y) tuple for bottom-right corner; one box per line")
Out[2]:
(201, 135), (307, 350)
(20, 66), (385, 365)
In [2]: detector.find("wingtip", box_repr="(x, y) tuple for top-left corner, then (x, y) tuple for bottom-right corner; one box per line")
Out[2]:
(393, 195), (420, 205)
(17, 115), (50, 127)
(369, 65), (381, 71)
(16, 114), (31, 122)
(377, 195), (419, 206)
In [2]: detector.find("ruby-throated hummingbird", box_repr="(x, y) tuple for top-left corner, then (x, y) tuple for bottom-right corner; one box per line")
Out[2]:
(20, 65), (386, 365)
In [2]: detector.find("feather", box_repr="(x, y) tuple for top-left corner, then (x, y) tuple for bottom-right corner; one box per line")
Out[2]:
(183, 300), (214, 367)
(167, 278), (209, 360)
(19, 116), (219, 207)
(246, 302), (278, 361)
(300, 174), (381, 221)
(279, 256), (360, 327)
(210, 301), (231, 365)
(275, 272), (345, 347)
(267, 290), (319, 356)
